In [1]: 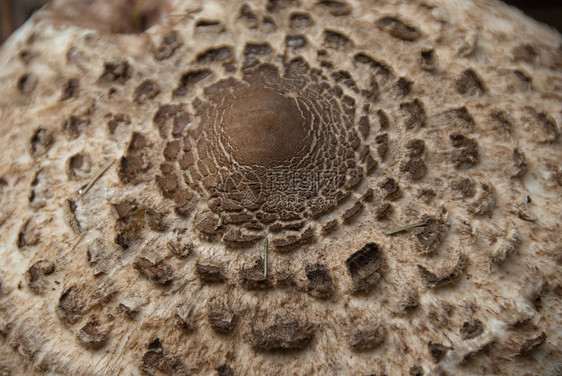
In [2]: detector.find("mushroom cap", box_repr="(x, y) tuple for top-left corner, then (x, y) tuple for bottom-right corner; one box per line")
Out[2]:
(0, 0), (561, 375)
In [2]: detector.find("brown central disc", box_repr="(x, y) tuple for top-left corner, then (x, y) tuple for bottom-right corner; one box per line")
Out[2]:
(221, 86), (309, 167)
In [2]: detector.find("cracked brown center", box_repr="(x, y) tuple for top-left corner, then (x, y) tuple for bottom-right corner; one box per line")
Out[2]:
(143, 62), (376, 247)
(220, 86), (308, 167)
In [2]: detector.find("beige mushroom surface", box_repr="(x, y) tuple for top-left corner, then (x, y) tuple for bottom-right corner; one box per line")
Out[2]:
(0, 0), (561, 375)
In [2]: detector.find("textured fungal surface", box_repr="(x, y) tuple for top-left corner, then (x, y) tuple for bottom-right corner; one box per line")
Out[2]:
(0, 0), (561, 375)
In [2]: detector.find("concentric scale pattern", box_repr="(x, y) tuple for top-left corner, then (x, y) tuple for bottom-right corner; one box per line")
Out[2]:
(152, 57), (377, 247)
(0, 0), (561, 375)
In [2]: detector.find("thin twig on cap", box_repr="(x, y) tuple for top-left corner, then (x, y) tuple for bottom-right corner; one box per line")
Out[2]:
(386, 221), (428, 235)
(264, 238), (269, 278)
(78, 158), (116, 197)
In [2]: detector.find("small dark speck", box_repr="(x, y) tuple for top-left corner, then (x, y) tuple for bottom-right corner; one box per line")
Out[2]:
(55, 280), (60, 285)
(526, 195), (531, 203)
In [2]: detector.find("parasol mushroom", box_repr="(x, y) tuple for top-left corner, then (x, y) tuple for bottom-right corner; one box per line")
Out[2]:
(0, 0), (560, 374)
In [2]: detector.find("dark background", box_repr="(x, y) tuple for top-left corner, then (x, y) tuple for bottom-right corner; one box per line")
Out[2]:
(506, 0), (562, 33)
(1, 0), (562, 44)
